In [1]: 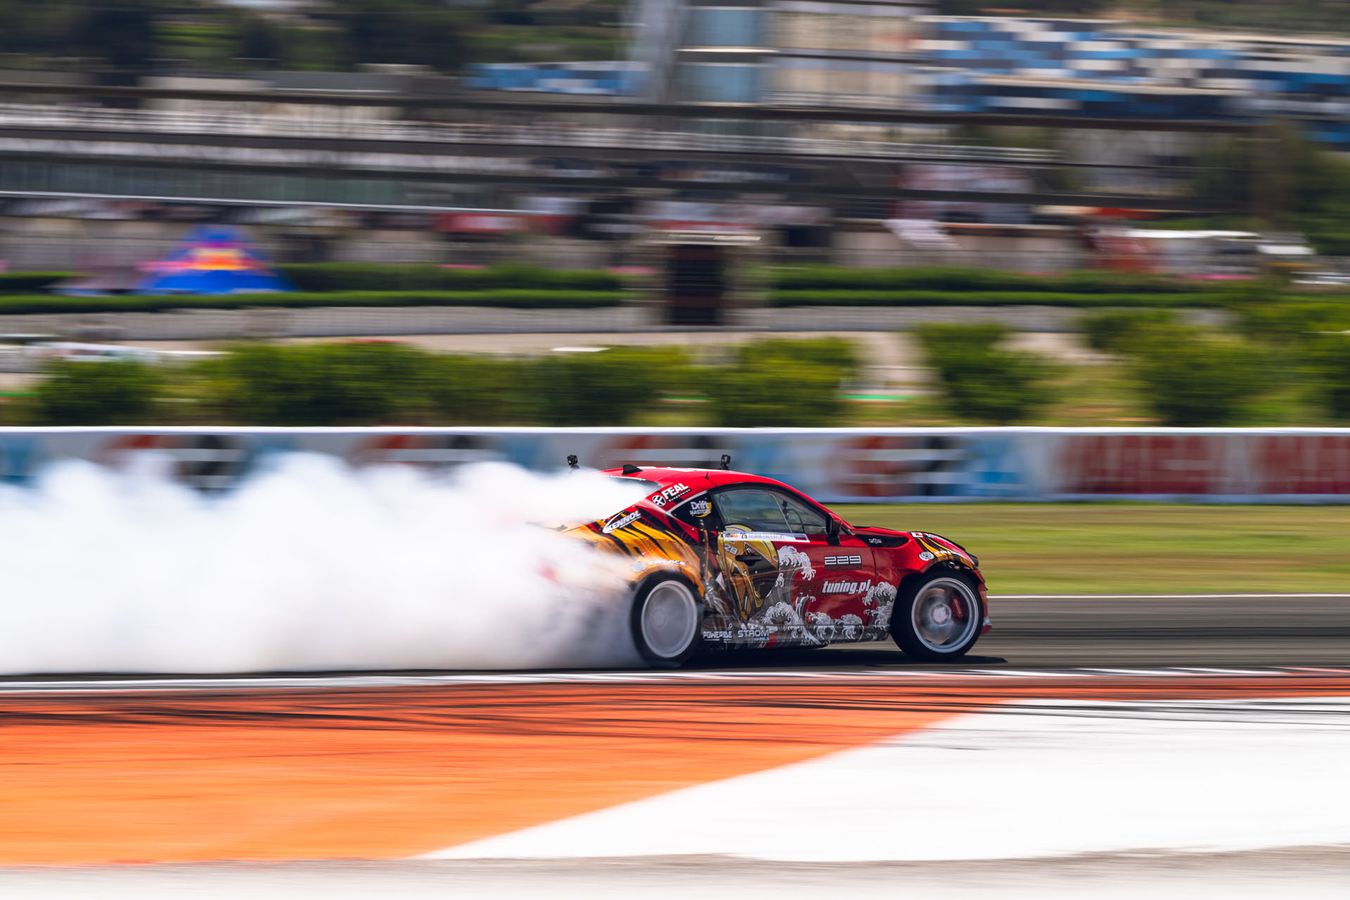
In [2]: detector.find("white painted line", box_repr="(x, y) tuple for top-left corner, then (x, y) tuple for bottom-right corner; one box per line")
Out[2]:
(1175, 667), (1282, 676)
(1085, 668), (1196, 677)
(862, 671), (937, 679)
(968, 669), (1087, 677)
(993, 593), (1350, 600)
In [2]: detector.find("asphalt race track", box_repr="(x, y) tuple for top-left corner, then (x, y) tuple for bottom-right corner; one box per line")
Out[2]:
(0, 593), (1346, 686)
(694, 593), (1350, 671)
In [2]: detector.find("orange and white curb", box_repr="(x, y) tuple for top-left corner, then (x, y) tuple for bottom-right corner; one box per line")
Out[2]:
(1, 669), (1348, 867)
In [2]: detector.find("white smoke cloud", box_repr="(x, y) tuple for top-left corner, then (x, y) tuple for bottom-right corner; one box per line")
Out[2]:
(0, 455), (648, 674)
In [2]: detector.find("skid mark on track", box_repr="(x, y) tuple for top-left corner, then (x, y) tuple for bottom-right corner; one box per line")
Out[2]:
(6, 665), (1350, 694)
(3, 675), (1349, 866)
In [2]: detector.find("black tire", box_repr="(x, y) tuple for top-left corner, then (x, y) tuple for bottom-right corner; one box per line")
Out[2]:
(890, 570), (984, 662)
(630, 575), (703, 667)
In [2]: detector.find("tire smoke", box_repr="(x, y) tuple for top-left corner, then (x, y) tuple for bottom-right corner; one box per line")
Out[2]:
(0, 455), (647, 674)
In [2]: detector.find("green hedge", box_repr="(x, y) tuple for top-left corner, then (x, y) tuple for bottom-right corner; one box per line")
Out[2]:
(0, 289), (623, 314)
(28, 359), (163, 425)
(733, 337), (861, 376)
(0, 272), (70, 293)
(526, 347), (693, 426)
(705, 362), (846, 427)
(276, 262), (624, 293)
(195, 343), (695, 426)
(914, 323), (1058, 424)
(1079, 309), (1180, 353)
(1230, 300), (1350, 345)
(699, 338), (861, 427)
(1123, 325), (1271, 426)
(769, 290), (1230, 308)
(427, 354), (539, 425)
(1307, 334), (1350, 420)
(772, 265), (1215, 294)
(17, 339), (858, 427)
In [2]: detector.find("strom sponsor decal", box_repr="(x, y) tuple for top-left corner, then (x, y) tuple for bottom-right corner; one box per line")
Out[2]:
(736, 622), (773, 643)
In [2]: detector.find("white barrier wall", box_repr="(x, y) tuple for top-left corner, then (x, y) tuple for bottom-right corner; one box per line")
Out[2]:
(2, 427), (1350, 503)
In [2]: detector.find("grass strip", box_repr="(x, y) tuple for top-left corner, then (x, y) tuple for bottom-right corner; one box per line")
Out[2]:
(833, 502), (1350, 595)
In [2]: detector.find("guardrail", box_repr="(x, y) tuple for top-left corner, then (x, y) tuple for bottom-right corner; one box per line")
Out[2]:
(0, 102), (1059, 164)
(1, 427), (1348, 502)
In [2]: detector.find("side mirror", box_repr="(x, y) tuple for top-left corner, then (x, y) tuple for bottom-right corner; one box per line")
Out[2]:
(825, 517), (841, 546)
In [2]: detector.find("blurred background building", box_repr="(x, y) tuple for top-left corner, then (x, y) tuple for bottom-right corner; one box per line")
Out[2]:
(475, 5), (1348, 150)
(0, 0), (1340, 273)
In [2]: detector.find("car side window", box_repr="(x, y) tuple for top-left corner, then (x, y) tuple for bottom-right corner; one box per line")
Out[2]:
(713, 489), (791, 533)
(777, 493), (830, 536)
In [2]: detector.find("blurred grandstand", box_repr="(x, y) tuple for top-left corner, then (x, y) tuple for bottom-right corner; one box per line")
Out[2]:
(0, 0), (1340, 274)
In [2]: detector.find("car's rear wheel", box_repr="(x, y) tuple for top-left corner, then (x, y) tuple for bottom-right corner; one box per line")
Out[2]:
(631, 575), (702, 666)
(890, 571), (983, 661)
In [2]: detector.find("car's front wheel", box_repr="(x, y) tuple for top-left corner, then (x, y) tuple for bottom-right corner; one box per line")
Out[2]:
(890, 571), (983, 661)
(631, 575), (702, 666)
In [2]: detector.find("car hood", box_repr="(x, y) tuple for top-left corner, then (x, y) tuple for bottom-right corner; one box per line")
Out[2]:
(850, 525), (979, 567)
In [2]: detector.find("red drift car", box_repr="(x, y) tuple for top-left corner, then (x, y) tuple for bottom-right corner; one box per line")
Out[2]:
(567, 464), (990, 666)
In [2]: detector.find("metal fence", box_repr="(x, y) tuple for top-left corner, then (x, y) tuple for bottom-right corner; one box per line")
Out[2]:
(0, 102), (1060, 164)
